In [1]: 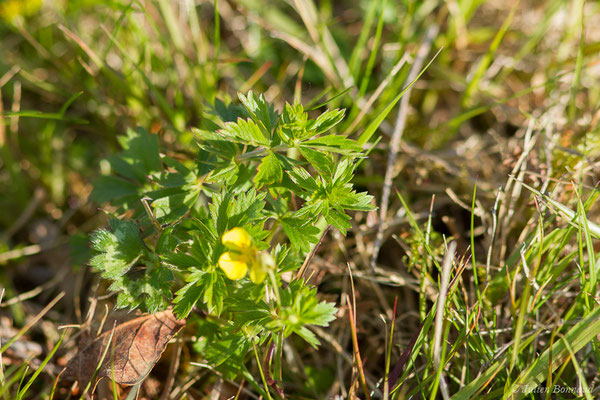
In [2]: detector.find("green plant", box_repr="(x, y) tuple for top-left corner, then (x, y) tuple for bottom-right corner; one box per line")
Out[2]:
(88, 90), (374, 391)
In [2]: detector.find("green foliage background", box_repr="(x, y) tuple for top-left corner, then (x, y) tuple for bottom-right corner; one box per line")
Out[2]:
(2, 0), (600, 398)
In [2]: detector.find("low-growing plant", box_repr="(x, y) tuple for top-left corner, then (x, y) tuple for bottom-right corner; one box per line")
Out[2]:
(88, 91), (374, 392)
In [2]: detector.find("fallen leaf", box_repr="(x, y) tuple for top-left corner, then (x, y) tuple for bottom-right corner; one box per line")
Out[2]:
(60, 309), (186, 394)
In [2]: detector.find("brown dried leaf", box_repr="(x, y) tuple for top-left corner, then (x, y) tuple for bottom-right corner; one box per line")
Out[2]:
(61, 309), (185, 393)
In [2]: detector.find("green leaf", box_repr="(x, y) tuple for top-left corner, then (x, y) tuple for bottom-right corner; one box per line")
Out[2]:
(267, 281), (337, 348)
(109, 264), (173, 313)
(287, 167), (319, 193)
(238, 91), (278, 135)
(254, 151), (283, 188)
(228, 188), (267, 229)
(301, 298), (337, 326)
(277, 103), (309, 141)
(298, 147), (332, 176)
(155, 225), (181, 253)
(220, 118), (269, 146)
(273, 244), (301, 273)
(307, 109), (345, 134)
(90, 175), (139, 206)
(211, 98), (248, 122)
(336, 190), (374, 211)
(332, 158), (355, 185)
(324, 208), (351, 235)
(229, 296), (271, 330)
(204, 329), (251, 370)
(162, 252), (201, 269)
(295, 326), (320, 348)
(295, 199), (328, 221)
(173, 281), (204, 318)
(151, 189), (200, 224)
(90, 219), (145, 280)
(203, 269), (226, 315)
(109, 127), (161, 182)
(302, 134), (361, 155)
(281, 217), (320, 253)
(206, 161), (239, 185)
(209, 191), (233, 235)
(146, 266), (174, 310)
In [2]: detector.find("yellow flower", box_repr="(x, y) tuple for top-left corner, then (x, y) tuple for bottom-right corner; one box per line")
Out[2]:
(219, 227), (275, 284)
(0, 0), (42, 22)
(249, 261), (267, 284)
(218, 251), (248, 281)
(222, 227), (252, 251)
(248, 252), (275, 284)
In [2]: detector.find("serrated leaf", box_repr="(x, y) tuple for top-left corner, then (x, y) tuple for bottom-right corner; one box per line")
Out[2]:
(203, 270), (226, 315)
(307, 109), (345, 134)
(90, 176), (139, 205)
(287, 167), (319, 193)
(302, 300), (337, 326)
(212, 98), (248, 122)
(298, 147), (332, 176)
(89, 253), (137, 280)
(228, 189), (266, 228)
(151, 189), (200, 224)
(254, 151), (283, 188)
(206, 162), (239, 185)
(90, 219), (145, 279)
(295, 199), (328, 221)
(296, 326), (320, 348)
(324, 208), (351, 235)
(337, 190), (375, 211)
(147, 266), (174, 310)
(110, 127), (161, 182)
(229, 297), (271, 330)
(155, 226), (180, 253)
(204, 330), (251, 369)
(209, 192), (232, 235)
(173, 281), (204, 318)
(220, 118), (269, 146)
(281, 217), (320, 253)
(278, 102), (309, 141)
(162, 252), (200, 268)
(332, 158), (355, 185)
(268, 281), (337, 348)
(303, 134), (361, 155)
(174, 266), (225, 316)
(238, 91), (278, 135)
(109, 266), (173, 313)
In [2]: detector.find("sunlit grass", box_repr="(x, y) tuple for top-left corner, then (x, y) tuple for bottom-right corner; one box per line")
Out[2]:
(1, 0), (600, 398)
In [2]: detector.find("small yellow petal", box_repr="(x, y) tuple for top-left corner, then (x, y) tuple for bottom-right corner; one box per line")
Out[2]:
(248, 252), (275, 284)
(0, 0), (41, 22)
(218, 252), (248, 280)
(222, 227), (252, 251)
(249, 265), (267, 284)
(259, 252), (276, 270)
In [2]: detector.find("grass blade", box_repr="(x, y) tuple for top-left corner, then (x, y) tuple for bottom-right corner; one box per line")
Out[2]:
(503, 305), (600, 399)
(356, 47), (442, 147)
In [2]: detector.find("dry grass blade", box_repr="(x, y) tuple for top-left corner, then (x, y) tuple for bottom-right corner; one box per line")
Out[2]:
(346, 266), (371, 400)
(432, 242), (456, 400)
(0, 292), (65, 354)
(371, 25), (438, 270)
